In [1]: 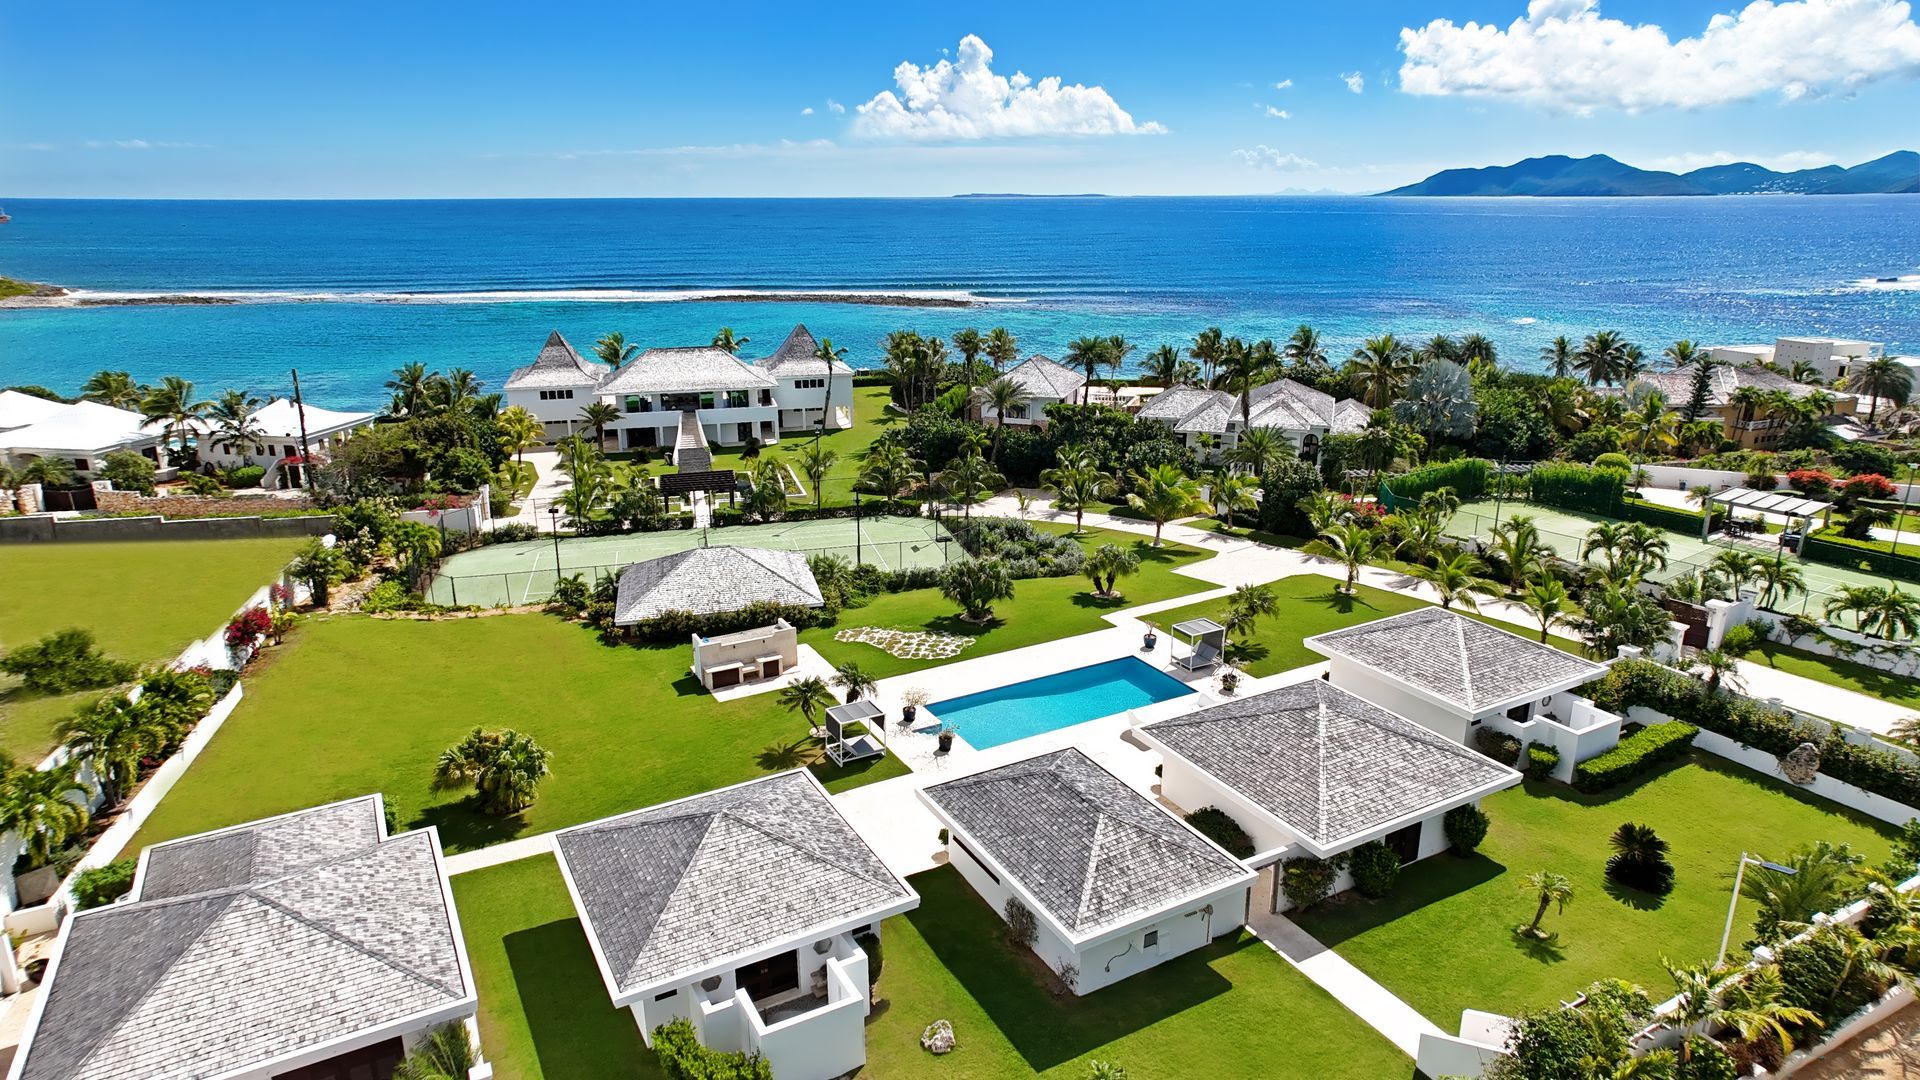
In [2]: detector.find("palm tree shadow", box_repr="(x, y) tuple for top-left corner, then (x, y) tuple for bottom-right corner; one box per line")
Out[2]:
(1511, 928), (1569, 964)
(1225, 641), (1270, 666)
(410, 798), (530, 852)
(1603, 879), (1668, 911)
(758, 738), (815, 771)
(1305, 588), (1380, 616)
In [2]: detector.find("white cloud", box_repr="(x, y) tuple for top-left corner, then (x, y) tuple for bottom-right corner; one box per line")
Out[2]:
(1398, 0), (1920, 113)
(1273, 78), (1294, 90)
(852, 34), (1166, 139)
(1342, 71), (1366, 93)
(81, 139), (206, 150)
(827, 99), (845, 114)
(1639, 148), (1840, 172)
(1264, 106), (1291, 118)
(1234, 145), (1319, 170)
(800, 107), (814, 116)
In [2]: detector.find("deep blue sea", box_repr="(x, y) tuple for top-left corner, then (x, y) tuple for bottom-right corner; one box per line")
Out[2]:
(1, 196), (1914, 410)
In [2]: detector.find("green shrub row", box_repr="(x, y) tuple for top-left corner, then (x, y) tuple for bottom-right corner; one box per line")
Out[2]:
(1802, 529), (1920, 582)
(70, 858), (137, 910)
(1591, 659), (1920, 804)
(653, 1018), (772, 1079)
(1572, 721), (1698, 792)
(1529, 461), (1627, 515)
(1526, 743), (1561, 779)
(625, 601), (831, 643)
(1618, 496), (1723, 535)
(1387, 458), (1492, 502)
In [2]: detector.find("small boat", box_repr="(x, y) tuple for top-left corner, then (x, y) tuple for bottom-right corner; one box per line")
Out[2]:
(0, 208), (10, 223)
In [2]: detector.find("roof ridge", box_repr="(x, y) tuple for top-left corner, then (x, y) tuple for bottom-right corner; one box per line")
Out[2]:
(1451, 614), (1474, 705)
(1075, 813), (1114, 928)
(1316, 695), (1331, 844)
(719, 811), (897, 893)
(62, 893), (241, 1078)
(621, 811), (722, 986)
(738, 546), (817, 597)
(249, 876), (462, 1000)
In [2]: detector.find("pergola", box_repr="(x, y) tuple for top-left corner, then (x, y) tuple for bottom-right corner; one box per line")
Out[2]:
(1698, 487), (1833, 553)
(1171, 617), (1227, 671)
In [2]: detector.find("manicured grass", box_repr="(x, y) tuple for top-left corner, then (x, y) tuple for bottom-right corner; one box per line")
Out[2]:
(1145, 577), (1428, 677)
(1752, 641), (1920, 712)
(0, 538), (303, 760)
(1293, 754), (1896, 1028)
(803, 525), (1216, 679)
(452, 856), (1412, 1080)
(706, 385), (900, 507)
(452, 855), (656, 1080)
(131, 614), (907, 853)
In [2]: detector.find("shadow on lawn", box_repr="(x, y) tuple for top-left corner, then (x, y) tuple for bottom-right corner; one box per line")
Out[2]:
(903, 867), (1237, 1074)
(1298, 588), (1388, 616)
(504, 919), (656, 1079)
(1294, 852), (1507, 949)
(411, 799), (532, 853)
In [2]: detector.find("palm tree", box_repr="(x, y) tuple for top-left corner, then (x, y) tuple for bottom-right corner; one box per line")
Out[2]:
(1143, 344), (1183, 387)
(1082, 543), (1142, 597)
(938, 454), (1004, 518)
(857, 441), (920, 506)
(1624, 395), (1680, 453)
(1346, 335), (1417, 408)
(1663, 962), (1818, 1065)
(1303, 520), (1386, 593)
(1284, 324), (1328, 373)
(1066, 336), (1113, 405)
(392, 1023), (477, 1080)
(1575, 330), (1636, 386)
(1741, 840), (1865, 939)
(1219, 336), (1278, 429)
(1709, 549), (1761, 598)
(745, 457), (790, 520)
(1227, 426), (1295, 480)
(1853, 356), (1914, 427)
(1520, 870), (1574, 936)
(1539, 336), (1576, 380)
(812, 338), (848, 430)
(1538, 379), (1590, 435)
(139, 375), (211, 465)
(711, 327), (749, 354)
(1189, 327), (1227, 388)
(788, 442), (839, 507)
(831, 662), (877, 702)
(578, 401), (621, 449)
(57, 694), (165, 805)
(1409, 551), (1502, 610)
(1041, 447), (1115, 534)
(941, 558), (1016, 622)
(497, 405), (543, 466)
(1209, 471), (1260, 531)
(982, 377), (1029, 460)
(1458, 333), (1498, 368)
(952, 326), (985, 397)
(1663, 339), (1704, 369)
(1223, 582), (1280, 643)
(1521, 577), (1571, 642)
(983, 327), (1020, 374)
(594, 331), (638, 370)
(1125, 463), (1205, 545)
(1753, 558), (1806, 610)
(1825, 585), (1920, 640)
(206, 389), (265, 457)
(385, 362), (433, 417)
(432, 728), (553, 815)
(80, 370), (143, 409)
(1690, 647), (1744, 696)
(776, 676), (834, 738)
(0, 759), (91, 867)
(16, 456), (76, 489)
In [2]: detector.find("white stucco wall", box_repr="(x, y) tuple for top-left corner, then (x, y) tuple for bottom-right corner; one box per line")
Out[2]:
(1326, 662), (1472, 744)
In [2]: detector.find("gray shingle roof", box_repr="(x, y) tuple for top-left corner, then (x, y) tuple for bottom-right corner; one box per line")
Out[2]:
(1140, 680), (1519, 850)
(1332, 398), (1373, 434)
(1136, 379), (1364, 437)
(1624, 364), (1854, 409)
(554, 771), (914, 998)
(921, 748), (1252, 941)
(138, 797), (383, 900)
(1308, 608), (1608, 711)
(756, 324), (853, 378)
(600, 346), (776, 395)
(504, 330), (602, 390)
(21, 801), (468, 1080)
(1002, 355), (1087, 401)
(613, 546), (823, 624)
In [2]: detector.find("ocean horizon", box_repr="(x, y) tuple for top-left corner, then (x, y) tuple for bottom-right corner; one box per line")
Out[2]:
(1, 195), (1915, 411)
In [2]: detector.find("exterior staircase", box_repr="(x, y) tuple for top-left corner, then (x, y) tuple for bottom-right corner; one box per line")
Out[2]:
(674, 410), (712, 472)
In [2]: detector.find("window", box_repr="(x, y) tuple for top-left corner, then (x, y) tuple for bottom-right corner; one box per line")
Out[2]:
(538, 389), (576, 401)
(625, 395), (642, 414)
(1006, 403), (1028, 420)
(1143, 929), (1159, 949)
(794, 377), (826, 390)
(700, 393), (716, 409)
(725, 391), (748, 409)
(653, 988), (679, 1001)
(952, 837), (999, 884)
(73, 458), (90, 470)
(283, 445), (296, 458)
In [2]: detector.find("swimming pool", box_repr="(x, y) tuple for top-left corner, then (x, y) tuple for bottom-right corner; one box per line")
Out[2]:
(926, 657), (1196, 750)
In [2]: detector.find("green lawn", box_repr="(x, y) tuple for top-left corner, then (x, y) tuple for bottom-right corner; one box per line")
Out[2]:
(803, 524), (1216, 680)
(707, 385), (901, 507)
(0, 538), (303, 760)
(1293, 754), (1896, 1028)
(1144, 576), (1428, 677)
(453, 857), (1412, 1080)
(1752, 641), (1920, 713)
(130, 614), (907, 854)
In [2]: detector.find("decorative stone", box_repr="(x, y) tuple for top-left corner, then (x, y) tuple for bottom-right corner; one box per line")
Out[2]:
(920, 1019), (956, 1055)
(1781, 741), (1821, 785)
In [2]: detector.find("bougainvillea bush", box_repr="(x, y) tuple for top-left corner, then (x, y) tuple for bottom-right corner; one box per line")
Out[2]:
(223, 606), (274, 648)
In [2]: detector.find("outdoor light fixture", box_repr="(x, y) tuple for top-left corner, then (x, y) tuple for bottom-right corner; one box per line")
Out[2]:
(1717, 851), (1797, 964)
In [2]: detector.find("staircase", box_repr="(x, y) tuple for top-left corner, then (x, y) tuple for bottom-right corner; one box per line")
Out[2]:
(674, 410), (712, 472)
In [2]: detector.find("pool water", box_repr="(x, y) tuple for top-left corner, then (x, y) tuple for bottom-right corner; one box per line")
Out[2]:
(927, 657), (1196, 750)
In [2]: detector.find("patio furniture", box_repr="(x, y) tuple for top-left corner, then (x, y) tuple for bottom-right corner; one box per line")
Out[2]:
(1170, 618), (1226, 672)
(823, 699), (886, 766)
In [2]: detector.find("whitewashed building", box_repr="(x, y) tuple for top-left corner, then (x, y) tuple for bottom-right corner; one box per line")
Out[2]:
(502, 331), (605, 444)
(196, 398), (377, 488)
(7, 796), (482, 1080)
(1137, 378), (1369, 461)
(0, 399), (161, 477)
(919, 748), (1256, 996)
(978, 355), (1088, 427)
(756, 325), (855, 435)
(554, 771), (917, 1080)
(1136, 678), (1521, 912)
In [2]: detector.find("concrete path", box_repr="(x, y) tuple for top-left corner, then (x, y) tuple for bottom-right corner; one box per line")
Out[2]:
(494, 448), (565, 529)
(443, 832), (556, 875)
(1248, 906), (1442, 1057)
(1734, 658), (1914, 734)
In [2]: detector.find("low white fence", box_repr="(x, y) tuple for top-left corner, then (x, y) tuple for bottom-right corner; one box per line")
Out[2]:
(1640, 462), (1920, 504)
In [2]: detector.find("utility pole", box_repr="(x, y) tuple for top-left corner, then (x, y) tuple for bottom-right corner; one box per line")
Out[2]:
(290, 368), (315, 490)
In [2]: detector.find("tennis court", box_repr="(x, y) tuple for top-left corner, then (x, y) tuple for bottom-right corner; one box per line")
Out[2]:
(425, 514), (952, 607)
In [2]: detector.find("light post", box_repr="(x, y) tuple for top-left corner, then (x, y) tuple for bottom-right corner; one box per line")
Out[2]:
(854, 492), (863, 567)
(1718, 851), (1797, 965)
(547, 506), (563, 587)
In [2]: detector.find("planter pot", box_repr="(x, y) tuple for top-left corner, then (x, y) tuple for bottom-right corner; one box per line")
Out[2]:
(1142, 632), (1158, 652)
(937, 733), (954, 753)
(902, 705), (918, 725)
(13, 866), (59, 908)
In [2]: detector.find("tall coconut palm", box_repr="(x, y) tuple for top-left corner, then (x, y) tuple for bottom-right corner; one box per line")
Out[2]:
(1458, 333), (1498, 368)
(207, 389), (265, 457)
(776, 678), (833, 736)
(1143, 344), (1183, 387)
(1521, 577), (1572, 642)
(594, 331), (638, 369)
(1710, 549), (1762, 598)
(1408, 551), (1502, 610)
(1346, 335), (1417, 408)
(711, 327), (749, 355)
(1125, 463), (1205, 546)
(980, 377), (1029, 462)
(578, 401), (621, 449)
(1219, 336), (1278, 430)
(1825, 585), (1920, 640)
(385, 362), (432, 417)
(1189, 327), (1227, 388)
(1663, 962), (1817, 1064)
(1284, 324), (1328, 373)
(857, 441), (921, 505)
(432, 728), (552, 815)
(1539, 336), (1576, 380)
(1419, 334), (1459, 364)
(1752, 558), (1806, 610)
(0, 759), (91, 867)
(1209, 471), (1261, 531)
(1663, 339), (1704, 370)
(1624, 394), (1681, 453)
(938, 454), (1005, 518)
(788, 442), (839, 507)
(1041, 447), (1115, 534)
(80, 370), (143, 409)
(951, 327), (985, 399)
(811, 337), (848, 431)
(139, 376), (211, 465)
(1853, 356), (1914, 427)
(983, 326), (1020, 374)
(1065, 336), (1113, 405)
(1302, 519), (1386, 593)
(497, 406), (543, 466)
(1520, 870), (1573, 935)
(1575, 330), (1636, 387)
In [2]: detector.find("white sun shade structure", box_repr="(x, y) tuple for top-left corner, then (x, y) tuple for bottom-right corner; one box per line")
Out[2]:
(1171, 618), (1226, 671)
(1699, 487), (1834, 552)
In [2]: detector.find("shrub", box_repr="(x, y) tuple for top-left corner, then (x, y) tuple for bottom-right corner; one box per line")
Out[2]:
(1719, 622), (1759, 657)
(1502, 1007), (1602, 1079)
(1256, 457), (1324, 537)
(223, 606), (274, 648)
(1833, 443), (1897, 477)
(1747, 470), (1780, 490)
(1281, 855), (1340, 909)
(359, 579), (414, 614)
(1572, 721), (1698, 792)
(1839, 473), (1898, 504)
(623, 601), (829, 643)
(1786, 468), (1837, 495)
(1592, 452), (1632, 473)
(1473, 727), (1522, 766)
(1347, 840), (1400, 899)
(653, 1018), (772, 1080)
(1604, 822), (1676, 895)
(0, 628), (137, 694)
(944, 517), (1086, 577)
(225, 464), (266, 489)
(70, 858), (137, 910)
(547, 574), (590, 615)
(1526, 743), (1561, 779)
(1777, 925), (1883, 1031)
(1389, 458), (1493, 502)
(1679, 1037), (1738, 1080)
(1529, 461), (1627, 514)
(1003, 897), (1038, 948)
(99, 449), (157, 494)
(1443, 804), (1491, 854)
(1184, 807), (1255, 858)
(855, 930), (882, 988)
(435, 447), (494, 493)
(182, 472), (224, 496)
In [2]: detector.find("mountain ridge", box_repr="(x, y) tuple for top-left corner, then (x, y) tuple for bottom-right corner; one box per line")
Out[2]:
(1380, 152), (1920, 197)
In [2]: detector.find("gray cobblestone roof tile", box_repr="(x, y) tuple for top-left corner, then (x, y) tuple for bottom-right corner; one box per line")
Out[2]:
(614, 546), (823, 624)
(1309, 608), (1606, 711)
(504, 330), (603, 390)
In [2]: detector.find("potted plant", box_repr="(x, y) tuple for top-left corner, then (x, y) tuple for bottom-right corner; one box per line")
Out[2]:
(901, 688), (930, 728)
(936, 725), (957, 753)
(1218, 669), (1241, 696)
(1142, 628), (1158, 651)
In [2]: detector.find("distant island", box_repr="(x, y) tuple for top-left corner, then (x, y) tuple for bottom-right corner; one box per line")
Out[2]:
(1380, 151), (1920, 197)
(951, 193), (1111, 199)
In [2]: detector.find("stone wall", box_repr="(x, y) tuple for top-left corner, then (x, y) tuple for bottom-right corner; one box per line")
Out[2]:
(0, 514), (334, 544)
(90, 480), (320, 516)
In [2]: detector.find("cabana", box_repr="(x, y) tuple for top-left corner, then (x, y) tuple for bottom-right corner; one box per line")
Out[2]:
(1170, 617), (1227, 671)
(823, 699), (886, 766)
(1698, 487), (1833, 553)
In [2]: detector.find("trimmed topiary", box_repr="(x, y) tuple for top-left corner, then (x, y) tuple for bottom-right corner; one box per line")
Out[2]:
(1348, 840), (1400, 899)
(1443, 804), (1491, 855)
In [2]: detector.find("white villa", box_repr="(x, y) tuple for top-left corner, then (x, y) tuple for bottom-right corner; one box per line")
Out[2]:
(1706, 336), (1893, 383)
(0, 396), (161, 477)
(193, 397), (377, 488)
(612, 546), (824, 627)
(553, 771), (917, 1080)
(1137, 378), (1370, 461)
(8, 796), (480, 1080)
(1304, 608), (1621, 780)
(977, 355), (1088, 427)
(918, 748), (1256, 996)
(503, 325), (855, 458)
(1136, 678), (1522, 913)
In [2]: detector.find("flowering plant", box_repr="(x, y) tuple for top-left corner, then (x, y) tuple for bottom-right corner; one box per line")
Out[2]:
(223, 606), (274, 648)
(1785, 469), (1836, 496)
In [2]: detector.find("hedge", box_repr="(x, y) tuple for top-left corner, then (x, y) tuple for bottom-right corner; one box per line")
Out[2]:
(710, 500), (918, 528)
(623, 601), (830, 643)
(1573, 721), (1698, 792)
(1619, 496), (1723, 535)
(1529, 461), (1627, 515)
(653, 1018), (772, 1080)
(1526, 743), (1561, 779)
(1590, 659), (1920, 805)
(1802, 529), (1920, 582)
(70, 858), (137, 910)
(1386, 458), (1492, 503)
(1185, 806), (1256, 858)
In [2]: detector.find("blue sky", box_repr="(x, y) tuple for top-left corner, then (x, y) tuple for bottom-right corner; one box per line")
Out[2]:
(4, 0), (1918, 197)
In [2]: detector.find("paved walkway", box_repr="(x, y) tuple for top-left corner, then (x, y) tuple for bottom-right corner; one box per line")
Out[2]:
(1734, 658), (1914, 734)
(494, 448), (565, 529)
(1248, 906), (1443, 1056)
